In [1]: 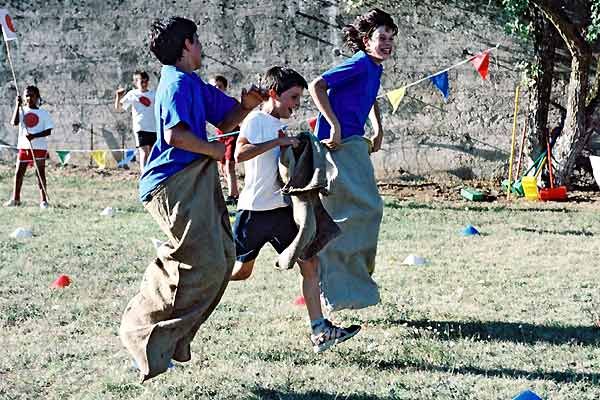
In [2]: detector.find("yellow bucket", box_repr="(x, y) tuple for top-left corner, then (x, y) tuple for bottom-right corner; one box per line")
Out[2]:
(521, 176), (539, 200)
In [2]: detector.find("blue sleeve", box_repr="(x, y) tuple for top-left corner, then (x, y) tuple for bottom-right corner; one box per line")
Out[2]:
(161, 82), (193, 130)
(322, 56), (368, 89)
(200, 82), (238, 126)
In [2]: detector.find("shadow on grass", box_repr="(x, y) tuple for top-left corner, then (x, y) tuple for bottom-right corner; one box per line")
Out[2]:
(250, 386), (386, 400)
(513, 227), (594, 237)
(376, 319), (600, 347)
(354, 357), (600, 385)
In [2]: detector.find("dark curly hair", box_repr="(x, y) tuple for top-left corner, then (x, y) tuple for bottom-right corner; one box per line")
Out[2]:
(149, 17), (197, 65)
(342, 8), (398, 54)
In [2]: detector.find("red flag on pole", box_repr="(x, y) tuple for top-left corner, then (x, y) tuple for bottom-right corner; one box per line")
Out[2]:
(470, 51), (490, 80)
(0, 9), (17, 41)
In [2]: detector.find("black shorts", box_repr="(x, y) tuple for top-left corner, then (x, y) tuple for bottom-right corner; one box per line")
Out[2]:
(136, 131), (157, 148)
(233, 206), (298, 262)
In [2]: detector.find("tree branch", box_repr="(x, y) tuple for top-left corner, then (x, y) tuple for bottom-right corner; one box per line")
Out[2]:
(530, 0), (591, 58)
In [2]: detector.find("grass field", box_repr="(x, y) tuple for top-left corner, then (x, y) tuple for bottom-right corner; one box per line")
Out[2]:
(1, 163), (600, 399)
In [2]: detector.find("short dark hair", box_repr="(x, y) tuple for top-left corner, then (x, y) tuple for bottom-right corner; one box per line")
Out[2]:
(342, 8), (398, 53)
(149, 17), (197, 65)
(263, 66), (307, 96)
(214, 75), (228, 89)
(133, 70), (150, 81)
(25, 85), (40, 98)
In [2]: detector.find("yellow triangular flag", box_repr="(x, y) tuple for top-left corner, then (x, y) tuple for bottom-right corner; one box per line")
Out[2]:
(386, 87), (406, 113)
(91, 150), (107, 169)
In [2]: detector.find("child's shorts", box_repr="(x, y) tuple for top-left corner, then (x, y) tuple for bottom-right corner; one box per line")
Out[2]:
(233, 206), (298, 262)
(17, 149), (47, 166)
(217, 133), (238, 164)
(135, 131), (157, 148)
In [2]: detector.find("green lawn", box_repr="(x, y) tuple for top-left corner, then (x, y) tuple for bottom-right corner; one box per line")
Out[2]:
(1, 163), (600, 399)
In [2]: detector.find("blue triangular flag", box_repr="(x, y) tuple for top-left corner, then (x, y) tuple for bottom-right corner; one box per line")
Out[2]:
(117, 149), (136, 168)
(430, 71), (449, 100)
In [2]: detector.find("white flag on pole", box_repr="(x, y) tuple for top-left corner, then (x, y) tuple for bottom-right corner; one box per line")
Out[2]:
(0, 9), (17, 41)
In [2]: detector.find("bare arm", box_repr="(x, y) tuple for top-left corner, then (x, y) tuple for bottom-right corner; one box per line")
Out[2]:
(11, 96), (20, 126)
(368, 102), (383, 152)
(235, 134), (299, 163)
(114, 88), (126, 112)
(26, 129), (51, 141)
(308, 77), (341, 149)
(216, 87), (268, 133)
(165, 122), (225, 160)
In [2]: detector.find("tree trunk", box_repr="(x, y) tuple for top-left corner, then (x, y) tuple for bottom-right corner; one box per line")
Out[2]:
(552, 53), (591, 186)
(526, 9), (557, 161)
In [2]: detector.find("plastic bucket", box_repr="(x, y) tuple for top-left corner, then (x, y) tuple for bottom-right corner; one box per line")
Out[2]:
(521, 176), (539, 200)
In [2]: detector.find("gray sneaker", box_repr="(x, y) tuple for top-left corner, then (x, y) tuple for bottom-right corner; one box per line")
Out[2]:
(310, 320), (361, 353)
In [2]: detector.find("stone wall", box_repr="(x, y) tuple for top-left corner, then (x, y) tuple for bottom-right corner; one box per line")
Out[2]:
(0, 0), (528, 179)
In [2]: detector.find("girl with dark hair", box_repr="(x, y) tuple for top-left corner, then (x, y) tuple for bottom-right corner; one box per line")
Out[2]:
(307, 9), (397, 311)
(5, 85), (53, 208)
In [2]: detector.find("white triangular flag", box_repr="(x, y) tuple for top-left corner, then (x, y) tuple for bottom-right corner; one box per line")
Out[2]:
(0, 9), (17, 41)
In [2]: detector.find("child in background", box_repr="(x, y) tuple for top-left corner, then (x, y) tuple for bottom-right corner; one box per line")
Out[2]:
(211, 75), (240, 205)
(115, 70), (156, 171)
(5, 86), (53, 208)
(231, 66), (360, 353)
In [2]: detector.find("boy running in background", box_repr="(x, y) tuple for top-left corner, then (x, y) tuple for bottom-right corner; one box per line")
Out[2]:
(5, 86), (53, 208)
(119, 16), (266, 381)
(115, 70), (156, 171)
(211, 74), (240, 205)
(231, 66), (360, 353)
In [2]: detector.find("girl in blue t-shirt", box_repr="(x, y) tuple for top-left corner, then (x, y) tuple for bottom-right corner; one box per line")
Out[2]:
(307, 9), (398, 312)
(309, 8), (397, 151)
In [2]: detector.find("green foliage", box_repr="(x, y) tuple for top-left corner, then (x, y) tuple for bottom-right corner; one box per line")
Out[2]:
(500, 0), (532, 40)
(586, 0), (600, 42)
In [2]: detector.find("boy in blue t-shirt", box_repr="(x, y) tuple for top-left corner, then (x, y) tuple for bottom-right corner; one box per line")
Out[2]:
(119, 16), (266, 382)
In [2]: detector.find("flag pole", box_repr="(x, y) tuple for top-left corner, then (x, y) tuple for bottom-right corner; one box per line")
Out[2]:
(4, 37), (49, 201)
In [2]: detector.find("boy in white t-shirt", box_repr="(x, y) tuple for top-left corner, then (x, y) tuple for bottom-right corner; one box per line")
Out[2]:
(232, 66), (360, 353)
(5, 85), (53, 208)
(115, 70), (156, 171)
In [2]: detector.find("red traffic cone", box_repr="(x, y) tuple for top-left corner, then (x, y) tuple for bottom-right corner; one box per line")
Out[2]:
(51, 274), (71, 288)
(293, 295), (305, 306)
(308, 117), (317, 132)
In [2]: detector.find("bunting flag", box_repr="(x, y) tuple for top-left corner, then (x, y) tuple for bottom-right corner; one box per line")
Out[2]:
(91, 150), (107, 169)
(470, 51), (490, 80)
(386, 87), (406, 113)
(117, 149), (136, 168)
(0, 9), (17, 41)
(430, 71), (449, 100)
(307, 117), (317, 132)
(56, 150), (71, 165)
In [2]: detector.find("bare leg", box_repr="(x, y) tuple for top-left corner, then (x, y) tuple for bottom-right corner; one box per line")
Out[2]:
(230, 259), (255, 281)
(298, 257), (323, 321)
(34, 159), (48, 203)
(225, 159), (239, 198)
(12, 161), (27, 202)
(138, 145), (150, 171)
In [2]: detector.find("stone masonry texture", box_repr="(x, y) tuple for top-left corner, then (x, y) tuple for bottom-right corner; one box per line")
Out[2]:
(0, 0), (527, 179)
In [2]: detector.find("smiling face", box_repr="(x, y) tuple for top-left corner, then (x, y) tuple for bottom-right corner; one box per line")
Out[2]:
(270, 85), (303, 119)
(364, 25), (395, 63)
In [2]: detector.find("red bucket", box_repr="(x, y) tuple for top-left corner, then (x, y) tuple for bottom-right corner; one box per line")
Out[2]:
(539, 186), (567, 201)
